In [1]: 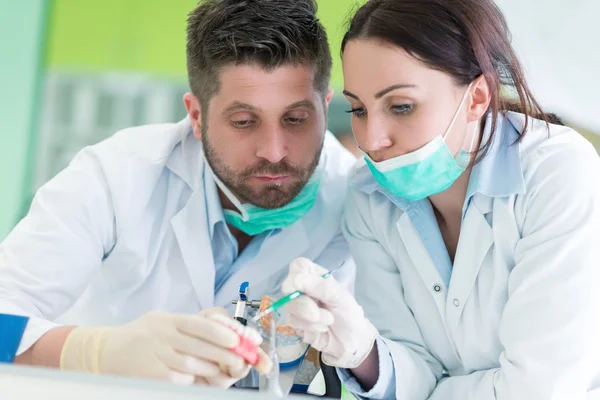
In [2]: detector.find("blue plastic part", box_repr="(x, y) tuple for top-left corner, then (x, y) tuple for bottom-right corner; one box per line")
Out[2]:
(291, 384), (310, 393)
(0, 314), (29, 363)
(239, 281), (249, 301)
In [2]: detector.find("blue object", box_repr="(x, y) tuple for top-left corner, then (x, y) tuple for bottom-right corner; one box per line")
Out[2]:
(239, 281), (249, 301)
(279, 344), (310, 368)
(291, 384), (310, 393)
(0, 314), (29, 363)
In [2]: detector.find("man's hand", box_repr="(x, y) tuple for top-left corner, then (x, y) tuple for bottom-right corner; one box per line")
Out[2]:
(60, 309), (271, 388)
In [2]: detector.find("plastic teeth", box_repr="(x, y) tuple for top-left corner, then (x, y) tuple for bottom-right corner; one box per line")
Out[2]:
(244, 325), (263, 345)
(210, 314), (263, 345)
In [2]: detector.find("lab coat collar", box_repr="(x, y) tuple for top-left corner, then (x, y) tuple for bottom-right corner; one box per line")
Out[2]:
(350, 112), (527, 212)
(203, 160), (226, 239)
(170, 187), (216, 310)
(165, 117), (204, 192)
(465, 112), (526, 197)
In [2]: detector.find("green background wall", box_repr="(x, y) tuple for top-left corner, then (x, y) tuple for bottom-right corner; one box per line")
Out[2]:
(0, 0), (49, 239)
(47, 0), (364, 88)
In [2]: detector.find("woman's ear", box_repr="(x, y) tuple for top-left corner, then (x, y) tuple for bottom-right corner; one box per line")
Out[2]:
(468, 75), (491, 122)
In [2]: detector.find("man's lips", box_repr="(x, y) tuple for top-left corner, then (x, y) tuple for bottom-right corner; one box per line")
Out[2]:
(251, 174), (290, 183)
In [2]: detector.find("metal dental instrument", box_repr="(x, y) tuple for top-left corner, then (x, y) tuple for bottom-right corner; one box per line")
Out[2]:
(252, 261), (346, 323)
(231, 282), (262, 326)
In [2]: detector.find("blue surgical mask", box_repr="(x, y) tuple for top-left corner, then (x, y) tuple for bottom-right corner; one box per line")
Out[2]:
(211, 157), (324, 236)
(362, 84), (476, 201)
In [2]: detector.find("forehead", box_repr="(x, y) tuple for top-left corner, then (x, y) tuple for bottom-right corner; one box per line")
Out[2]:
(211, 63), (319, 108)
(342, 39), (451, 94)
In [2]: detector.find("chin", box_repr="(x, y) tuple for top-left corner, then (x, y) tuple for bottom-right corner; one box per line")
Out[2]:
(245, 187), (291, 209)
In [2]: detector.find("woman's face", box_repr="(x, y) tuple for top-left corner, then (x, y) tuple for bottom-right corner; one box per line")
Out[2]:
(342, 39), (479, 163)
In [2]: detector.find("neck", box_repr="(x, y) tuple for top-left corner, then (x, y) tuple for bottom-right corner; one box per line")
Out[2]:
(430, 120), (482, 222)
(217, 188), (254, 248)
(218, 188), (239, 212)
(428, 166), (472, 225)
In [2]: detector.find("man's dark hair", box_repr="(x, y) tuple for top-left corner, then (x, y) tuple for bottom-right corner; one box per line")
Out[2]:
(186, 0), (332, 107)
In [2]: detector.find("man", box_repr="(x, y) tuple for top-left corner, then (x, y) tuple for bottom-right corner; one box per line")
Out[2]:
(0, 0), (355, 388)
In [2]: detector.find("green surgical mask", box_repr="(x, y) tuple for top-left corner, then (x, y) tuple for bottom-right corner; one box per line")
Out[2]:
(211, 158), (324, 236)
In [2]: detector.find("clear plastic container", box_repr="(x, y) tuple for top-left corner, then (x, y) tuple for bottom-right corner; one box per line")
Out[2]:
(252, 294), (310, 366)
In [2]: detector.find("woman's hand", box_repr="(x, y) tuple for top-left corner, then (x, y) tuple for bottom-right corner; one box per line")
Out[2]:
(282, 257), (378, 369)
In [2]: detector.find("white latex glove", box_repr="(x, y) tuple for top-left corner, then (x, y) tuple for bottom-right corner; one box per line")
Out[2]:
(281, 257), (378, 369)
(60, 308), (271, 388)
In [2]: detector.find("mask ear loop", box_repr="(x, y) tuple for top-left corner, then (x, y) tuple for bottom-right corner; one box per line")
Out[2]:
(211, 168), (250, 220)
(443, 82), (474, 141)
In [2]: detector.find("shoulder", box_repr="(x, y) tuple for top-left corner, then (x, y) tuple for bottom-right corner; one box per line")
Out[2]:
(506, 113), (600, 232)
(90, 118), (190, 166)
(66, 119), (193, 222)
(509, 112), (600, 192)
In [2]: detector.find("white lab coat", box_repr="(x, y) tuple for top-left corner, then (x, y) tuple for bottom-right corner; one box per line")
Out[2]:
(0, 118), (356, 355)
(343, 112), (600, 400)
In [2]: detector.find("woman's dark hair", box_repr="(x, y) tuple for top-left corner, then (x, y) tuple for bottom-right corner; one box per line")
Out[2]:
(341, 0), (561, 156)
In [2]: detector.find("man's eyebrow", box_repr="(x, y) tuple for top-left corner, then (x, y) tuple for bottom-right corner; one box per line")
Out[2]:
(224, 101), (260, 114)
(285, 100), (316, 111)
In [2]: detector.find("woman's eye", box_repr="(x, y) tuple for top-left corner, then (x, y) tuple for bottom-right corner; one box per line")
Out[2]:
(346, 108), (366, 118)
(391, 104), (413, 115)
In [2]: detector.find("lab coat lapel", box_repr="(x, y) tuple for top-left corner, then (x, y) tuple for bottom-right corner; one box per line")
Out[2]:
(446, 194), (494, 332)
(168, 131), (216, 311)
(171, 187), (216, 310)
(213, 221), (310, 307)
(396, 212), (447, 317)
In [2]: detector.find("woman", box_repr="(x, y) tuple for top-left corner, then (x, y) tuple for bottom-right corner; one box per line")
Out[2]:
(282, 0), (600, 399)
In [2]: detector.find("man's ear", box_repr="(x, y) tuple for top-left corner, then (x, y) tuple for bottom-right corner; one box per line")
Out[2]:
(325, 88), (334, 108)
(184, 92), (203, 140)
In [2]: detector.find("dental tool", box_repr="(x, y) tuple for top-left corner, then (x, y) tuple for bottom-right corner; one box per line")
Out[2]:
(252, 262), (345, 323)
(232, 281), (261, 326)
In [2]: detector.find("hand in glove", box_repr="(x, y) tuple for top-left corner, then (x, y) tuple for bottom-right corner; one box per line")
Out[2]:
(282, 257), (378, 369)
(60, 308), (271, 387)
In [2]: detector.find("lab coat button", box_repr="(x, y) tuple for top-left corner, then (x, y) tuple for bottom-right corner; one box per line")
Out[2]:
(453, 298), (460, 307)
(433, 284), (442, 292)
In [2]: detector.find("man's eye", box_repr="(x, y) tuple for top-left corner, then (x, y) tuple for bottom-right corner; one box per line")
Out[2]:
(232, 120), (255, 128)
(285, 117), (307, 125)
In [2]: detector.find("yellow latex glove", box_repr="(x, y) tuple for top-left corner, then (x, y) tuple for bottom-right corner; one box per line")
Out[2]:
(60, 308), (272, 387)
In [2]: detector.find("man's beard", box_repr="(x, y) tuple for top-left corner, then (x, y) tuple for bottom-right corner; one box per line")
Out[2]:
(202, 128), (322, 209)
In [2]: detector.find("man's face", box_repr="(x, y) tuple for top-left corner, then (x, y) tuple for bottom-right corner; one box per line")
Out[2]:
(185, 64), (331, 209)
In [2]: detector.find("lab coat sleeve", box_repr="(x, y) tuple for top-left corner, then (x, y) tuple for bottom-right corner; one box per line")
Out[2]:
(0, 147), (116, 354)
(428, 146), (600, 399)
(340, 188), (443, 400)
